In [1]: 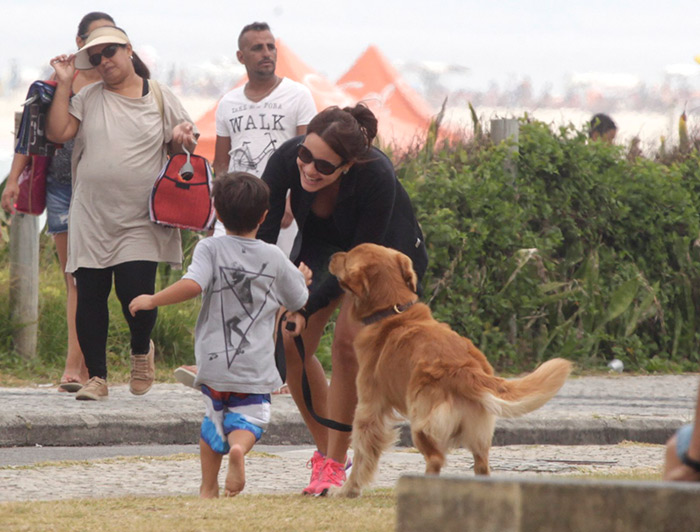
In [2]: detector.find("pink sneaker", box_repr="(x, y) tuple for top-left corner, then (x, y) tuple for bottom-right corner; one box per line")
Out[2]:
(306, 457), (346, 496)
(301, 450), (325, 495)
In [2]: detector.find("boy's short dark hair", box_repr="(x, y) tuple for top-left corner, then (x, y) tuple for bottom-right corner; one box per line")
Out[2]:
(212, 172), (269, 233)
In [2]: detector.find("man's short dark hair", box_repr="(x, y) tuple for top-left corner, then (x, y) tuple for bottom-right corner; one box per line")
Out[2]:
(212, 172), (269, 233)
(238, 22), (271, 49)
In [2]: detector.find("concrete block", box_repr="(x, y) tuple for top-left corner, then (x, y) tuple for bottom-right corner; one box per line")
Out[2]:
(396, 475), (700, 532)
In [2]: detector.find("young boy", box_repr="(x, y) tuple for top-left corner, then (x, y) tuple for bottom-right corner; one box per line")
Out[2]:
(129, 172), (310, 498)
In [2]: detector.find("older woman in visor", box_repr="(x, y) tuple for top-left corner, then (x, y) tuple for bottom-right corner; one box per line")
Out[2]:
(46, 26), (198, 402)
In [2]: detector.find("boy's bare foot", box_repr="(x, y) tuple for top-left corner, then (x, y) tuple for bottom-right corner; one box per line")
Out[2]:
(199, 483), (219, 498)
(224, 445), (246, 496)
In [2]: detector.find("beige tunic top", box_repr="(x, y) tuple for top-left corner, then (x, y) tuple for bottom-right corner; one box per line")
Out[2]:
(66, 81), (196, 273)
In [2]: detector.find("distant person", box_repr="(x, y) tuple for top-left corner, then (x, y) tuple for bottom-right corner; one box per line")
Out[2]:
(129, 172), (310, 497)
(589, 113), (617, 143)
(257, 104), (428, 495)
(46, 26), (198, 401)
(212, 21), (317, 253)
(663, 376), (700, 482)
(1, 11), (117, 393)
(175, 21), (317, 389)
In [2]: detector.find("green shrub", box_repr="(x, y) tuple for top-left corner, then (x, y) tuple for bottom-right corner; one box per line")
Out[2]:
(399, 117), (700, 372)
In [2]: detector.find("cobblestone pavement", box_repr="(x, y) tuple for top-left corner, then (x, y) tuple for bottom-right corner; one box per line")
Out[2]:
(0, 442), (664, 502)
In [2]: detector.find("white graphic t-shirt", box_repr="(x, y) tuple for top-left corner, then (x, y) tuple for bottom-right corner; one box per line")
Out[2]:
(215, 78), (316, 177)
(213, 78), (316, 252)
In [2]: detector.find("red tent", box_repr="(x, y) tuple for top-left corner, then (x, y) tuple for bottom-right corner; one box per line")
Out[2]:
(337, 45), (435, 150)
(194, 39), (353, 162)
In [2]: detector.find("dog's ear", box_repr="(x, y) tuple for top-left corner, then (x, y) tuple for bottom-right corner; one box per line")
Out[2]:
(343, 266), (370, 297)
(396, 252), (417, 293)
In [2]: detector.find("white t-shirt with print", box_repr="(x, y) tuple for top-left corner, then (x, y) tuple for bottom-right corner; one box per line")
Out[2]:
(213, 78), (316, 253)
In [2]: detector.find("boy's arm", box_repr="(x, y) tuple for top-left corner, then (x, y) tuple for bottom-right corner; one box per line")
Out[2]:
(129, 279), (202, 316)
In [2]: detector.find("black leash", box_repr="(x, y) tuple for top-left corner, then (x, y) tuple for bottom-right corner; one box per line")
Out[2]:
(280, 316), (353, 432)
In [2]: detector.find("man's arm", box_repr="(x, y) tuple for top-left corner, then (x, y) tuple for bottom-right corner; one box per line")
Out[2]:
(214, 136), (231, 177)
(296, 125), (307, 136)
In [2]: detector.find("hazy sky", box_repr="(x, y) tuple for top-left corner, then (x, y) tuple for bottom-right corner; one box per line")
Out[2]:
(0, 0), (698, 93)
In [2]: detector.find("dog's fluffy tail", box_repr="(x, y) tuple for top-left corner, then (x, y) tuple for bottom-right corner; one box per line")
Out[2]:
(479, 358), (572, 418)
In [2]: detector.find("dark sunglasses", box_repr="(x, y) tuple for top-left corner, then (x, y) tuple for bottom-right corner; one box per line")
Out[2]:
(88, 43), (125, 67)
(297, 143), (345, 176)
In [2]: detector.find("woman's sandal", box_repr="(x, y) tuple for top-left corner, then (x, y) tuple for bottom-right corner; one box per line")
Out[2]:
(58, 378), (83, 393)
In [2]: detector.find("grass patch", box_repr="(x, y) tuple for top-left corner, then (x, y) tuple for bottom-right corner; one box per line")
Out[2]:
(0, 492), (396, 532)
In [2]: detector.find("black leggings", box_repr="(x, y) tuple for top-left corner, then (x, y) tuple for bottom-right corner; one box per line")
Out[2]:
(73, 261), (158, 379)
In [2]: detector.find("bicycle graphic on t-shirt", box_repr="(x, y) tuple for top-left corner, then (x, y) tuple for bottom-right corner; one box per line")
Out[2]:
(231, 132), (278, 173)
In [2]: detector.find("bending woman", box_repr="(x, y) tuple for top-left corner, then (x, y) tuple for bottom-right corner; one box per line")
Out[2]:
(46, 26), (198, 401)
(1, 12), (117, 392)
(257, 104), (428, 495)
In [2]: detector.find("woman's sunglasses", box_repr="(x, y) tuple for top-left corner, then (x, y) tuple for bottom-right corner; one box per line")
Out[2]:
(297, 143), (345, 176)
(88, 43), (125, 67)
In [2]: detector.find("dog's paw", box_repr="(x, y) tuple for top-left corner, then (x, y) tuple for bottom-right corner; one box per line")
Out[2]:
(330, 483), (361, 498)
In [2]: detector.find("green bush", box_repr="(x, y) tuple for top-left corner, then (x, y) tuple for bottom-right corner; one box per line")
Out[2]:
(399, 118), (700, 372)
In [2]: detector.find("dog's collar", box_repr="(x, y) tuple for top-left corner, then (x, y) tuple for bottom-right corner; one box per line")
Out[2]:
(361, 300), (418, 326)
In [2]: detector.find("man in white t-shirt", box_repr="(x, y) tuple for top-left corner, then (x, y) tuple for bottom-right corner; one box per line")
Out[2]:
(213, 22), (317, 255)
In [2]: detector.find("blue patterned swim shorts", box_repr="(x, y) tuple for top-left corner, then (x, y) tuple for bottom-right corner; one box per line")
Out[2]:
(200, 385), (271, 455)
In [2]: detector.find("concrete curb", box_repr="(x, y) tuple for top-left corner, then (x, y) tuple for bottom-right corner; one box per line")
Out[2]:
(396, 475), (700, 532)
(0, 412), (684, 448)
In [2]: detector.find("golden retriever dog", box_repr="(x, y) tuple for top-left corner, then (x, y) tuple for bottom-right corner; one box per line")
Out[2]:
(328, 243), (572, 497)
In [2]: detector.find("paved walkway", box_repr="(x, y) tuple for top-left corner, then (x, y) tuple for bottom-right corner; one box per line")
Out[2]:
(1, 374), (696, 448)
(0, 374), (696, 501)
(0, 443), (666, 502)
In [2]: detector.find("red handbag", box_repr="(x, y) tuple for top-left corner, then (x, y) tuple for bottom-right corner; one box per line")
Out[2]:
(149, 147), (215, 231)
(15, 155), (49, 215)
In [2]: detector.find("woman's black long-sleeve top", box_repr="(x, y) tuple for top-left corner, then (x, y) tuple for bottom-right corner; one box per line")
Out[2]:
(257, 136), (428, 317)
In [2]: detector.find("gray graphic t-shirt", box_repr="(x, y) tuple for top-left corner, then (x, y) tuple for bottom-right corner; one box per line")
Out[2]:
(183, 235), (308, 393)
